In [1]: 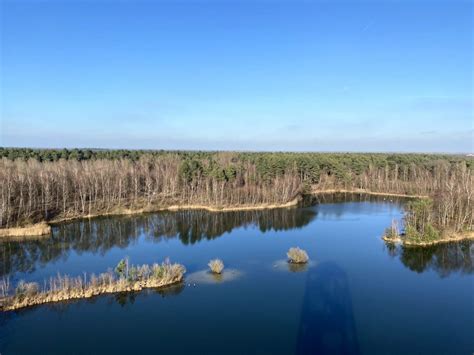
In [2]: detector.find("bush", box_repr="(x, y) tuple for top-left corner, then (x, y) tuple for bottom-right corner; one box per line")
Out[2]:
(404, 225), (422, 241)
(424, 223), (441, 241)
(208, 259), (224, 274)
(115, 258), (128, 279)
(152, 264), (165, 279)
(287, 247), (309, 264)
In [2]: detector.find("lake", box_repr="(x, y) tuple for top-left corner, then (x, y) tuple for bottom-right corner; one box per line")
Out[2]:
(1, 194), (473, 354)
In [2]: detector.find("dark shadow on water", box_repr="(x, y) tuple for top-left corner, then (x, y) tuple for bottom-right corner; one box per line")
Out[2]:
(296, 262), (360, 355)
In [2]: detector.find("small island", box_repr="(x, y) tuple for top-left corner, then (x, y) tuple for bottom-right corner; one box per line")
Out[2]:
(0, 258), (185, 312)
(382, 197), (473, 247)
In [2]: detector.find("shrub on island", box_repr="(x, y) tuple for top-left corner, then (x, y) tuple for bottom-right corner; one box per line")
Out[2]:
(208, 259), (224, 274)
(287, 247), (309, 264)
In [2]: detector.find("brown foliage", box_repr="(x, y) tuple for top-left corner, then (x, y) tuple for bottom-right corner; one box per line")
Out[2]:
(0, 155), (301, 228)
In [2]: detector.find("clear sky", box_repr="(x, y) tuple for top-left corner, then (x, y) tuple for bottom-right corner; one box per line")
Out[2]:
(1, 0), (472, 152)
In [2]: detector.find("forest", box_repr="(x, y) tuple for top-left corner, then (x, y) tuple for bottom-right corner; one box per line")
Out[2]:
(0, 148), (472, 240)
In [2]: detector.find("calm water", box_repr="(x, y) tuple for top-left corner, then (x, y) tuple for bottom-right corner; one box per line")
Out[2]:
(1, 194), (473, 354)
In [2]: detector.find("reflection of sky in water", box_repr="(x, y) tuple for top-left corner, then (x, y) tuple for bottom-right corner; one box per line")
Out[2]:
(1, 196), (473, 354)
(0, 196), (471, 283)
(187, 269), (243, 284)
(271, 259), (317, 273)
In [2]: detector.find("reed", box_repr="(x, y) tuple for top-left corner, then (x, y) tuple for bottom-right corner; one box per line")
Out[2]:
(0, 258), (185, 311)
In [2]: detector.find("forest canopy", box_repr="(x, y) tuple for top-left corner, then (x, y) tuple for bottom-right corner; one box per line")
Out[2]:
(0, 148), (472, 238)
(0, 147), (471, 177)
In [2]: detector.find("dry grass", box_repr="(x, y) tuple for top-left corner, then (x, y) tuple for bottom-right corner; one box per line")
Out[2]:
(0, 258), (185, 311)
(399, 230), (474, 246)
(0, 222), (51, 238)
(287, 247), (309, 264)
(208, 259), (224, 274)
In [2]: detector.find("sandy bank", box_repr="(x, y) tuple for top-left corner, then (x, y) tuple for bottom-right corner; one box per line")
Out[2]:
(0, 198), (300, 238)
(382, 231), (474, 247)
(1, 278), (184, 312)
(311, 188), (428, 199)
(1, 263), (185, 312)
(0, 189), (428, 238)
(0, 222), (51, 238)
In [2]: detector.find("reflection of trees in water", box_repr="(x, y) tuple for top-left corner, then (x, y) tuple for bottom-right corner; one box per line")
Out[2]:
(148, 208), (316, 245)
(387, 241), (473, 277)
(114, 283), (185, 307)
(304, 192), (408, 205)
(303, 193), (405, 219)
(0, 208), (316, 277)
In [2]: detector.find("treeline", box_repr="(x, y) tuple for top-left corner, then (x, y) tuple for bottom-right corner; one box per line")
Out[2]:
(0, 149), (472, 231)
(1, 147), (469, 167)
(401, 162), (473, 241)
(0, 147), (167, 161)
(0, 153), (301, 228)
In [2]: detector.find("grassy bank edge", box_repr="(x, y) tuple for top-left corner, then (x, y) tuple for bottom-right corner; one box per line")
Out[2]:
(310, 188), (428, 199)
(0, 198), (302, 238)
(1, 278), (184, 312)
(0, 222), (51, 238)
(382, 231), (474, 247)
(0, 189), (427, 238)
(0, 262), (185, 312)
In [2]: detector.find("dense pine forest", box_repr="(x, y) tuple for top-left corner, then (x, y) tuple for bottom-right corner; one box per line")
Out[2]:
(0, 148), (472, 240)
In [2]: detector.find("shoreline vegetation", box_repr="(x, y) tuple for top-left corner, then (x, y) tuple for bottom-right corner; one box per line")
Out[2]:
(383, 231), (474, 247)
(0, 222), (51, 238)
(0, 197), (299, 238)
(0, 258), (185, 312)
(381, 185), (473, 247)
(0, 189), (424, 238)
(0, 150), (472, 245)
(310, 188), (428, 199)
(1, 189), (472, 246)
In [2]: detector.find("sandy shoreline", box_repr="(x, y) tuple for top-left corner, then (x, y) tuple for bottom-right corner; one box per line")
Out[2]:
(0, 271), (184, 312)
(310, 188), (428, 199)
(0, 198), (300, 238)
(0, 222), (51, 238)
(0, 189), (430, 238)
(382, 231), (474, 247)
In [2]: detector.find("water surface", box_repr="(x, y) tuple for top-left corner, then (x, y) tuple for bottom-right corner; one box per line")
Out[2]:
(1, 194), (473, 354)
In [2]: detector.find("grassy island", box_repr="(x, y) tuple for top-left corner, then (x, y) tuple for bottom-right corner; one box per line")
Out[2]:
(0, 258), (185, 312)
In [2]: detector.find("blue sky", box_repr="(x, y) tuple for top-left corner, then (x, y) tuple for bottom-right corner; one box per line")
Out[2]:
(1, 0), (472, 152)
